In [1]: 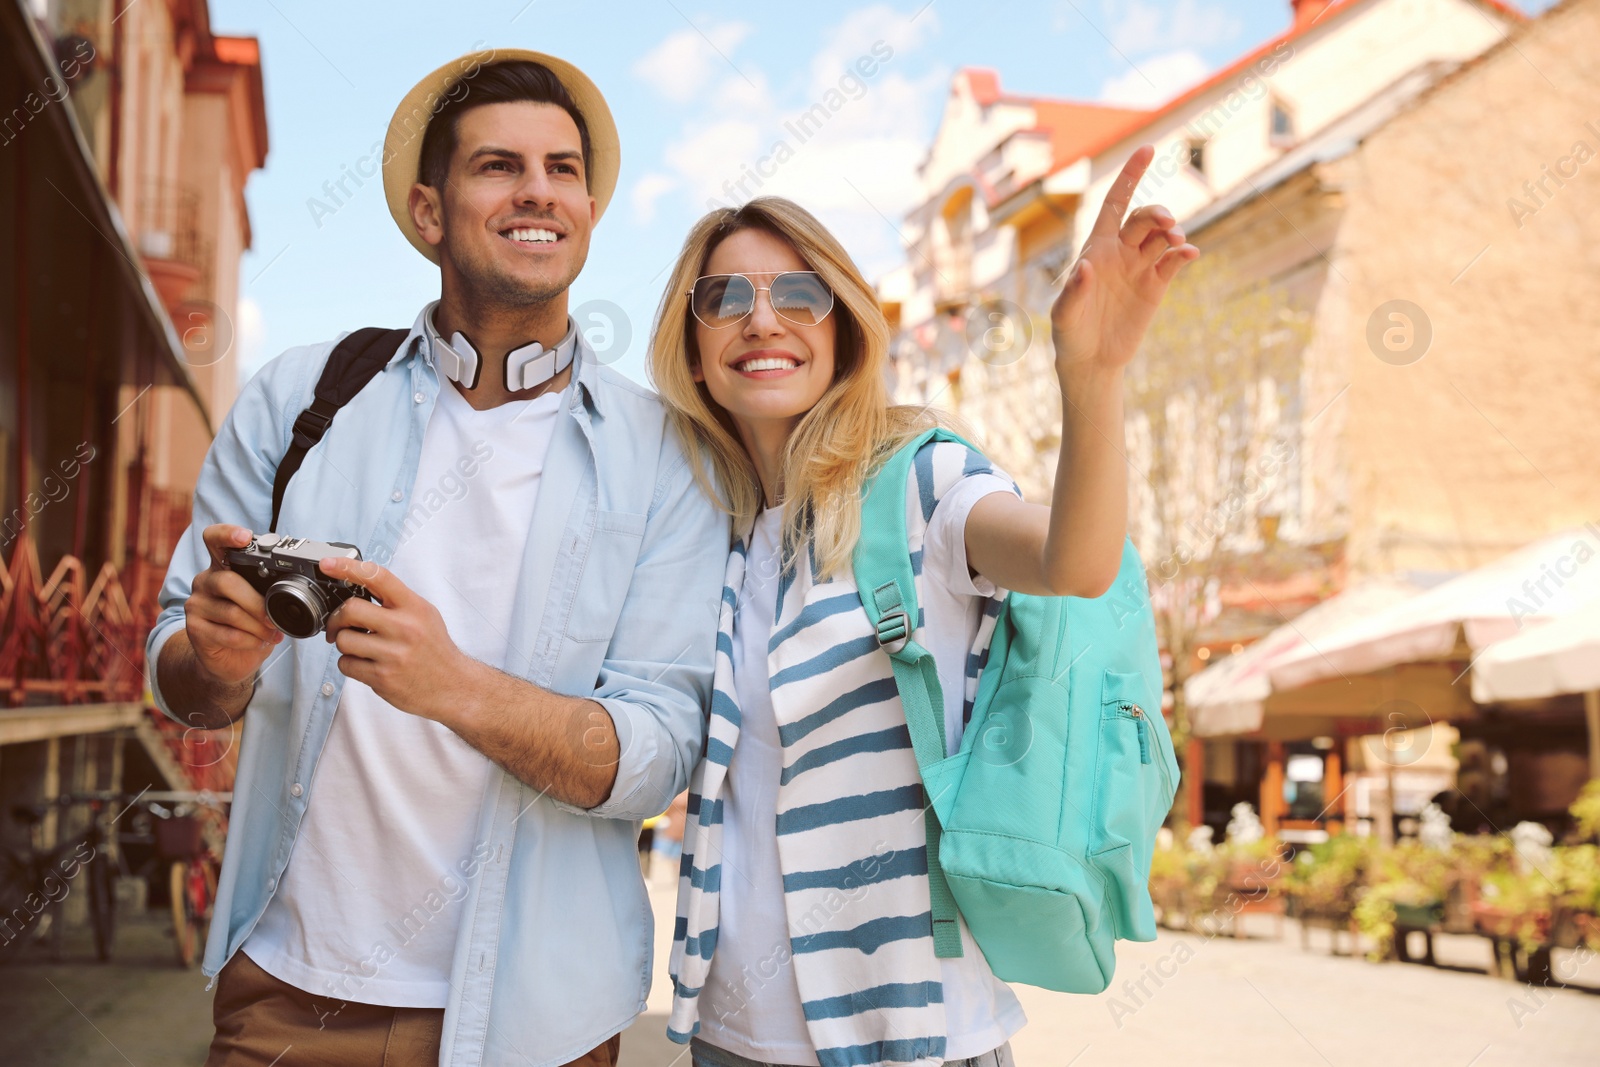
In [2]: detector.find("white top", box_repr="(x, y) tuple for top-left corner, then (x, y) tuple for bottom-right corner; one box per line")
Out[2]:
(700, 477), (1027, 1063)
(242, 380), (565, 1007)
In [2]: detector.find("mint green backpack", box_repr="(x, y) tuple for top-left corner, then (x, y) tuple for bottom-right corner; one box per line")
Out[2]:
(853, 428), (1180, 993)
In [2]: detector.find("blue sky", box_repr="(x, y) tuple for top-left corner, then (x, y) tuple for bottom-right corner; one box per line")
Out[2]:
(213, 0), (1553, 386)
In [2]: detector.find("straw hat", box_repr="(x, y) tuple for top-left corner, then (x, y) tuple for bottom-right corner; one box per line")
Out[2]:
(381, 48), (620, 264)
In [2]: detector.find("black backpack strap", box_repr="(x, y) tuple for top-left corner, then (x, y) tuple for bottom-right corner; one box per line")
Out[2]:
(270, 327), (412, 532)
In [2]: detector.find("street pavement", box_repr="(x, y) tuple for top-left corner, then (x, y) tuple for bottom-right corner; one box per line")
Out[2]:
(620, 858), (1600, 1067)
(1, 861), (1596, 1066)
(0, 908), (215, 1066)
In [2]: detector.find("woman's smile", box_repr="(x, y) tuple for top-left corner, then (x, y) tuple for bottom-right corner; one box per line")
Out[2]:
(728, 348), (804, 378)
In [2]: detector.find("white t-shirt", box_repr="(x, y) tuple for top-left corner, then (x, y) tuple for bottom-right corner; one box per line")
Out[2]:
(242, 380), (565, 1007)
(700, 477), (1027, 1063)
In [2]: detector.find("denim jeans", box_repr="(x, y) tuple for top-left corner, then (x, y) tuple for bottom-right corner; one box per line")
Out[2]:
(688, 1036), (1018, 1067)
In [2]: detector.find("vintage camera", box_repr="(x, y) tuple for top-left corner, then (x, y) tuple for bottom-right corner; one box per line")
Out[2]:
(225, 533), (373, 639)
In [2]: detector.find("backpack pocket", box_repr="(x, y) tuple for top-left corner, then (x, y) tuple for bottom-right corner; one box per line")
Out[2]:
(1089, 669), (1161, 941)
(938, 829), (1117, 993)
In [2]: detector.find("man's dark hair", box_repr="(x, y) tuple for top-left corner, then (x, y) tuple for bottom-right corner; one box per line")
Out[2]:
(417, 60), (592, 191)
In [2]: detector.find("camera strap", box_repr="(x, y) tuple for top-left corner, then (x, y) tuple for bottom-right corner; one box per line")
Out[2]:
(270, 327), (411, 532)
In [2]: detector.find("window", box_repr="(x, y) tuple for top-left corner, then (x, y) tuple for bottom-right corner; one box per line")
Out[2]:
(936, 188), (974, 302)
(1270, 98), (1295, 145)
(1186, 138), (1207, 176)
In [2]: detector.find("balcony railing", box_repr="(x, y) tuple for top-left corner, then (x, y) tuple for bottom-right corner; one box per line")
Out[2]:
(932, 246), (973, 308)
(0, 535), (145, 706)
(136, 182), (213, 312)
(0, 508), (234, 792)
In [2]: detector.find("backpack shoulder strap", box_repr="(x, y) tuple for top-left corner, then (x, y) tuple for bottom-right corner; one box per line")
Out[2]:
(852, 425), (981, 959)
(270, 327), (411, 532)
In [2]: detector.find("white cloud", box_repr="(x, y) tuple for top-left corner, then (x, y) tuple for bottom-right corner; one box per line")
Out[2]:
(631, 22), (753, 104)
(631, 172), (678, 225)
(663, 113), (767, 209)
(1098, 49), (1211, 108)
(806, 3), (937, 99)
(639, 4), (945, 279)
(750, 136), (930, 229)
(1064, 0), (1242, 55)
(714, 64), (775, 115)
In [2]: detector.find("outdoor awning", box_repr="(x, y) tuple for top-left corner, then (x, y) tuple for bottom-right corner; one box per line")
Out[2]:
(1185, 576), (1424, 737)
(1471, 596), (1600, 703)
(1265, 525), (1600, 692)
(3, 0), (213, 432)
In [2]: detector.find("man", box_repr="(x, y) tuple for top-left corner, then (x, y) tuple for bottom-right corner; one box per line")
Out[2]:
(146, 50), (728, 1067)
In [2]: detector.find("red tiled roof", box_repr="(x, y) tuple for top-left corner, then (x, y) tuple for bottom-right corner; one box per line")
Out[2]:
(1061, 0), (1523, 173)
(974, 0), (1525, 187)
(1029, 99), (1154, 173)
(962, 67), (1002, 106)
(212, 36), (260, 67)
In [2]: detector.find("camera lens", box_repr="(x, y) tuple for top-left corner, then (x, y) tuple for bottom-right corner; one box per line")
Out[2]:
(265, 576), (330, 639)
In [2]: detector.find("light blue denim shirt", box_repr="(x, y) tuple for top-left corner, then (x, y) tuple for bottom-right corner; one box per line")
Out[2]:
(146, 302), (729, 1066)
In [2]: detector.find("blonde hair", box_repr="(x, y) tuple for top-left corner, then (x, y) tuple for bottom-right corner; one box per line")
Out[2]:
(648, 196), (956, 580)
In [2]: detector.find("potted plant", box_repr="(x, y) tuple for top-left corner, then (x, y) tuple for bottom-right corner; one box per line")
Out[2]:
(1221, 835), (1286, 895)
(1148, 828), (1189, 928)
(1284, 833), (1375, 953)
(1552, 843), (1600, 952)
(1285, 834), (1372, 916)
(1443, 833), (1507, 931)
(1175, 825), (1228, 933)
(1472, 869), (1554, 949)
(1570, 779), (1600, 842)
(1352, 840), (1455, 959)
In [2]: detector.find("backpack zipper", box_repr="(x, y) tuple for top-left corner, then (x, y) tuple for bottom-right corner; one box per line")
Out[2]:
(1120, 702), (1151, 764)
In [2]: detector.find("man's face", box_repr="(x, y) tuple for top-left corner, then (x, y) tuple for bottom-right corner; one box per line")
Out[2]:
(412, 100), (595, 305)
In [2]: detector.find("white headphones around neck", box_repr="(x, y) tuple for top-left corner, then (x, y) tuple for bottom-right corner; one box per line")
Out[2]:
(423, 300), (578, 392)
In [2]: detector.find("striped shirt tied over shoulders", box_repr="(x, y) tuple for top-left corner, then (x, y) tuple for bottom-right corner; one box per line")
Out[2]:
(667, 439), (1023, 1067)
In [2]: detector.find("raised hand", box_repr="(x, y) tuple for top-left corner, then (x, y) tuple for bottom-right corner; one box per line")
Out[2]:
(1050, 144), (1199, 376)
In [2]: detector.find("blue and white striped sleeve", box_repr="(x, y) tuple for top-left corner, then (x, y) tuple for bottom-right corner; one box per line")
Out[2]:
(908, 439), (1023, 598)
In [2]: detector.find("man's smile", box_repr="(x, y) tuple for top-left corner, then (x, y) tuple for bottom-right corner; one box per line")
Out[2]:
(498, 223), (566, 250)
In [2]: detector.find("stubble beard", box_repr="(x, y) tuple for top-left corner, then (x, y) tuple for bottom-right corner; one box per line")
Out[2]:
(444, 227), (581, 310)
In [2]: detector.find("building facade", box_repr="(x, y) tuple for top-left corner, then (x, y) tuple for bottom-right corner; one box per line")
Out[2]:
(0, 0), (265, 912)
(881, 0), (1518, 525)
(874, 0), (1600, 838)
(1202, 0), (1600, 834)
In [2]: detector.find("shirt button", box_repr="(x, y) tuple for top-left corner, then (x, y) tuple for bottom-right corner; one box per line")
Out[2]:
(290, 783), (303, 797)
(320, 682), (335, 697)
(391, 490), (403, 502)
(266, 877), (277, 892)
(414, 391), (426, 404)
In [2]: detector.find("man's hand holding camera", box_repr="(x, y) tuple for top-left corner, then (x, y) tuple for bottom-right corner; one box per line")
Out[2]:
(318, 553), (620, 807)
(319, 555), (474, 725)
(170, 522), (619, 806)
(187, 524), (286, 685)
(159, 524), (288, 732)
(177, 523), (476, 727)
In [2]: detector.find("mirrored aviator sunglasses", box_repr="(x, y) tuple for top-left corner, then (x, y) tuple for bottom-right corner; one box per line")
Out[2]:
(688, 272), (835, 330)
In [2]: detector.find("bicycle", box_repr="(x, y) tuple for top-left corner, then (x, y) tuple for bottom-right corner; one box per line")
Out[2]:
(0, 790), (230, 967)
(144, 796), (223, 968)
(0, 794), (123, 963)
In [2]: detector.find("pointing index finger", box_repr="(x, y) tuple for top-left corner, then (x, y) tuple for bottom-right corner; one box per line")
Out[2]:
(1090, 144), (1156, 242)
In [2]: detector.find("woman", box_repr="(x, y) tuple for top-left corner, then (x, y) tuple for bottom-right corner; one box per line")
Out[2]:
(653, 146), (1196, 1067)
